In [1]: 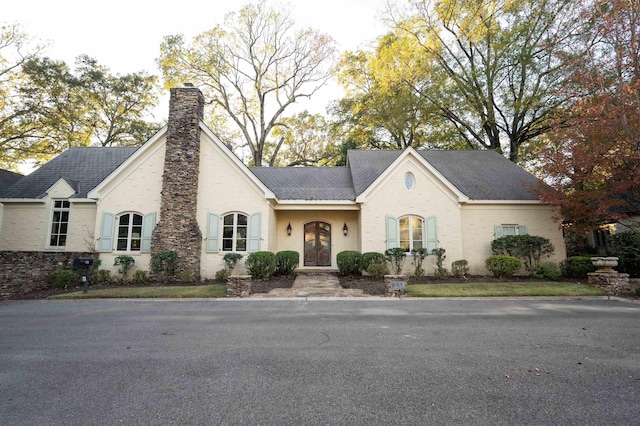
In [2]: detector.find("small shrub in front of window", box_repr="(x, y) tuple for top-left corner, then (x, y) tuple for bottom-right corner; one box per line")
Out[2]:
(132, 270), (149, 285)
(451, 260), (469, 278)
(361, 252), (386, 272)
(491, 235), (554, 272)
(384, 248), (406, 275)
(223, 253), (243, 274)
(215, 269), (229, 283)
(150, 250), (178, 284)
(485, 255), (522, 278)
(432, 248), (447, 279)
(113, 255), (135, 282)
(276, 251), (299, 276)
(411, 247), (429, 279)
(245, 251), (276, 280)
(367, 262), (389, 280)
(560, 256), (596, 278)
(531, 261), (561, 281)
(51, 269), (79, 289)
(337, 250), (362, 276)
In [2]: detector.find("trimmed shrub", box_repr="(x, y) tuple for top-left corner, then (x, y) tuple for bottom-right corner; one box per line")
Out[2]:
(361, 252), (386, 272)
(362, 252), (386, 272)
(337, 250), (362, 276)
(95, 269), (113, 286)
(411, 247), (429, 279)
(451, 260), (469, 278)
(132, 270), (149, 285)
(485, 255), (522, 278)
(432, 248), (447, 279)
(113, 255), (135, 281)
(181, 269), (195, 283)
(384, 248), (406, 275)
(491, 235), (555, 272)
(531, 261), (561, 280)
(560, 256), (596, 278)
(607, 230), (640, 277)
(51, 269), (78, 289)
(367, 262), (389, 280)
(223, 253), (243, 274)
(150, 250), (178, 284)
(245, 251), (276, 280)
(215, 269), (229, 283)
(276, 250), (299, 276)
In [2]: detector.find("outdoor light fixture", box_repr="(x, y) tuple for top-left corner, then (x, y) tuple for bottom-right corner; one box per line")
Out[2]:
(343, 222), (348, 236)
(287, 222), (292, 236)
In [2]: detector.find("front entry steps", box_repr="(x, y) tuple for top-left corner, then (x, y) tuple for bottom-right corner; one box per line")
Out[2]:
(253, 272), (367, 298)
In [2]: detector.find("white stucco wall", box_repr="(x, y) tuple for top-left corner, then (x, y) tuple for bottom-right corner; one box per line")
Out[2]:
(461, 204), (567, 275)
(359, 156), (464, 275)
(198, 134), (274, 278)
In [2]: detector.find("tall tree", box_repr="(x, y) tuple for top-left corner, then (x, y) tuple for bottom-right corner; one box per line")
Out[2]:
(0, 23), (45, 169)
(388, 0), (578, 163)
(538, 0), (640, 230)
(271, 111), (338, 166)
(158, 0), (337, 166)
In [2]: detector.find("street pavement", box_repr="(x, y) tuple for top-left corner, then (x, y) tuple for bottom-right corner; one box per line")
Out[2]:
(1, 297), (639, 425)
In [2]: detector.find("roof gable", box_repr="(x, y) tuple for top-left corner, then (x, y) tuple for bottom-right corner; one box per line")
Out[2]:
(250, 166), (355, 200)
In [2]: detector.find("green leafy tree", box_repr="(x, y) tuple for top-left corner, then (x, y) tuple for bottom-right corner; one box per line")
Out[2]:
(271, 111), (339, 166)
(387, 0), (579, 163)
(158, 0), (337, 166)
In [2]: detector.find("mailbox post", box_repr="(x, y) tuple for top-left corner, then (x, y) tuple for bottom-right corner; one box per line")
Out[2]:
(73, 258), (93, 293)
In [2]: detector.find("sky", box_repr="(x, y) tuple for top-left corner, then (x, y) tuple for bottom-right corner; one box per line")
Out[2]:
(4, 0), (390, 119)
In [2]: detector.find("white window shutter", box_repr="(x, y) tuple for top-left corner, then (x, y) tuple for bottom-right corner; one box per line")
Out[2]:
(141, 212), (156, 253)
(98, 212), (115, 252)
(494, 225), (504, 239)
(205, 213), (220, 253)
(385, 216), (398, 250)
(247, 213), (262, 252)
(426, 216), (438, 252)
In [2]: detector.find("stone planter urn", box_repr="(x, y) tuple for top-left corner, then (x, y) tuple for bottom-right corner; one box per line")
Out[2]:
(591, 257), (619, 272)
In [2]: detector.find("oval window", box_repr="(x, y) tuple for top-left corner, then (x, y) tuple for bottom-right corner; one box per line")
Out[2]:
(404, 172), (415, 190)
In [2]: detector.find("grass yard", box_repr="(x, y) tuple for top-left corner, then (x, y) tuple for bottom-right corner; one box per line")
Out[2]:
(406, 282), (605, 298)
(49, 285), (227, 300)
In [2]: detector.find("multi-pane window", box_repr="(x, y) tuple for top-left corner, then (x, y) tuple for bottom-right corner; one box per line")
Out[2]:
(222, 213), (248, 251)
(399, 215), (424, 252)
(49, 200), (70, 247)
(116, 213), (143, 251)
(499, 224), (524, 236)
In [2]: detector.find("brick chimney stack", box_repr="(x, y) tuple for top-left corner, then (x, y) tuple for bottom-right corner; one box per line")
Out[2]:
(151, 85), (205, 281)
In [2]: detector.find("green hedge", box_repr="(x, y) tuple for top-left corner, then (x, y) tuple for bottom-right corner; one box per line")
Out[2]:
(485, 255), (522, 278)
(245, 251), (276, 280)
(276, 250), (299, 276)
(560, 256), (596, 278)
(337, 251), (362, 276)
(361, 252), (386, 271)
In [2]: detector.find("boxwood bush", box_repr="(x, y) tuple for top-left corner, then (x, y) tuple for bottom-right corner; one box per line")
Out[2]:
(361, 252), (386, 272)
(245, 251), (276, 280)
(560, 256), (596, 278)
(485, 255), (522, 278)
(337, 250), (362, 276)
(51, 269), (78, 289)
(276, 250), (299, 276)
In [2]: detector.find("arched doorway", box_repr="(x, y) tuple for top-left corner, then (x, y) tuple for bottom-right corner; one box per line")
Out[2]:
(304, 221), (331, 266)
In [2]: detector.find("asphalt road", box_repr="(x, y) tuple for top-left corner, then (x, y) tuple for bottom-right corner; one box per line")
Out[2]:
(1, 297), (639, 425)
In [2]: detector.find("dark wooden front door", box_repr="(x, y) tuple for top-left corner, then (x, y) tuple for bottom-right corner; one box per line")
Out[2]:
(304, 222), (331, 266)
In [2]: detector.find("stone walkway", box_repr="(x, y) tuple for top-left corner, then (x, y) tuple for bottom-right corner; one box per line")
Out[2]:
(251, 273), (368, 298)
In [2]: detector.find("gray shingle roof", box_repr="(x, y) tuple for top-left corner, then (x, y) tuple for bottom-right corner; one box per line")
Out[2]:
(250, 166), (355, 200)
(346, 149), (541, 200)
(0, 147), (138, 199)
(0, 169), (23, 194)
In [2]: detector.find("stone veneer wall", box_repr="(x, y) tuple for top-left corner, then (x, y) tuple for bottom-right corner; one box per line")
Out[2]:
(151, 86), (205, 281)
(0, 251), (97, 299)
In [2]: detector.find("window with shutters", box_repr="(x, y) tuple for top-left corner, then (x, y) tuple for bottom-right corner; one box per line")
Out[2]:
(222, 213), (248, 251)
(399, 215), (423, 252)
(116, 213), (143, 251)
(49, 200), (70, 247)
(495, 224), (527, 238)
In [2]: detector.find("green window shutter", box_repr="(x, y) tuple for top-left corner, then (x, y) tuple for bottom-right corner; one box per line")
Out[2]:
(519, 225), (528, 235)
(205, 213), (220, 253)
(141, 212), (156, 253)
(385, 216), (398, 250)
(98, 212), (115, 252)
(494, 225), (504, 239)
(247, 213), (262, 252)
(426, 216), (438, 252)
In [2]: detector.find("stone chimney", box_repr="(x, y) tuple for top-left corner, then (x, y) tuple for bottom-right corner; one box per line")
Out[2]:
(151, 85), (205, 281)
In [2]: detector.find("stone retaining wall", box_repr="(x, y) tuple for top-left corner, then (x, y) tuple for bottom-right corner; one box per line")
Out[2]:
(0, 251), (97, 299)
(384, 274), (407, 297)
(227, 275), (251, 298)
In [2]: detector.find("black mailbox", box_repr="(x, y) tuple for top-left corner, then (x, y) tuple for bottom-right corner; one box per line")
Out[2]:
(73, 258), (93, 267)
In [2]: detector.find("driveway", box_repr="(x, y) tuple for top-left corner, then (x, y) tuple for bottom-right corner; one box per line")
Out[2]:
(1, 298), (639, 425)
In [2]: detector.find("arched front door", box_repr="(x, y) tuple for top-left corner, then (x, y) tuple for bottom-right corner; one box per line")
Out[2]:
(304, 222), (331, 266)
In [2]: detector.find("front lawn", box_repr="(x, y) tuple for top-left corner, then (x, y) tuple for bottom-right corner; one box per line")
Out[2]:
(48, 285), (227, 300)
(406, 282), (605, 297)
